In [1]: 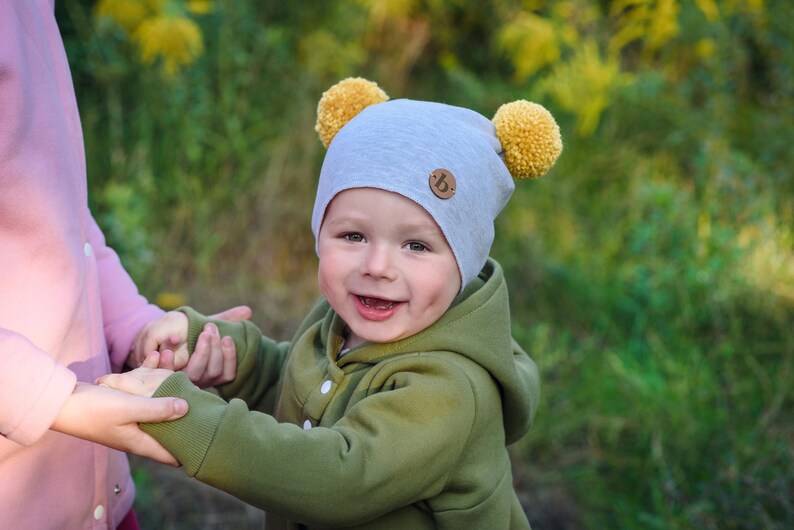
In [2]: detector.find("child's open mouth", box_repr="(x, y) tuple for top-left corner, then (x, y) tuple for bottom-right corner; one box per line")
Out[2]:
(354, 295), (403, 321)
(359, 296), (398, 310)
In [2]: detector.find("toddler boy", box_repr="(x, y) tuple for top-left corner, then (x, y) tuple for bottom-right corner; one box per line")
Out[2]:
(100, 77), (562, 529)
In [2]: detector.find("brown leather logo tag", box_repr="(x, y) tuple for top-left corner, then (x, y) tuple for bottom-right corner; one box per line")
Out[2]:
(429, 168), (456, 199)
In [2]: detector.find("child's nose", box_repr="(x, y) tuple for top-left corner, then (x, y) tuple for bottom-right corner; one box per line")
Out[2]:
(361, 244), (396, 280)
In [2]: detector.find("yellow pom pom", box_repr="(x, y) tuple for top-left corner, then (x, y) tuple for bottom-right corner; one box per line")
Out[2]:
(492, 100), (562, 179)
(315, 78), (390, 148)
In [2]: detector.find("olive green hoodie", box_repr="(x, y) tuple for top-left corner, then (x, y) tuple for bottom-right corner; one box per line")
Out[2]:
(142, 258), (540, 529)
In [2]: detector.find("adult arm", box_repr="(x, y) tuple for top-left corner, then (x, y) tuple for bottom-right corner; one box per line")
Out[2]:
(0, 0), (173, 454)
(0, 328), (187, 465)
(51, 382), (187, 466)
(90, 216), (164, 372)
(0, 331), (77, 446)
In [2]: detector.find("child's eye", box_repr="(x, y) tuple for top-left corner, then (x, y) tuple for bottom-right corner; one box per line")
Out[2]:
(406, 241), (429, 252)
(343, 232), (365, 243)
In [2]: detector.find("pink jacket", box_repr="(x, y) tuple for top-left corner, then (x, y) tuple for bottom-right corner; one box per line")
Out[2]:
(0, 1), (164, 527)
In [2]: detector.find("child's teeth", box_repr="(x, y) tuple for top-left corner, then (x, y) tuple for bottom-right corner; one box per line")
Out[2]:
(361, 296), (395, 310)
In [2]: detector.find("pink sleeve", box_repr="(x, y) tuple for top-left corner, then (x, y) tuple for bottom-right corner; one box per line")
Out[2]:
(0, 331), (77, 446)
(0, 0), (76, 446)
(90, 217), (164, 372)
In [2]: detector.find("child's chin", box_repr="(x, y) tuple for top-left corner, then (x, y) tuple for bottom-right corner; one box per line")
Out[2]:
(350, 327), (396, 345)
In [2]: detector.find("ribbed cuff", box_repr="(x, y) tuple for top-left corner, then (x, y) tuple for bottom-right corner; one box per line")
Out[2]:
(177, 306), (212, 355)
(140, 372), (227, 477)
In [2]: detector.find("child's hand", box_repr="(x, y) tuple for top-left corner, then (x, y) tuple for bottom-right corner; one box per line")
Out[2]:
(99, 351), (175, 397)
(129, 311), (189, 369)
(181, 322), (238, 388)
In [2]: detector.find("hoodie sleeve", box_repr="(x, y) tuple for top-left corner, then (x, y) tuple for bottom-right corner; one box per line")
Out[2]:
(140, 354), (483, 527)
(179, 306), (292, 413)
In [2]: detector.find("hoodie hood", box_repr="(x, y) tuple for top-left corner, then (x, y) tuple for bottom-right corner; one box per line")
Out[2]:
(325, 258), (539, 444)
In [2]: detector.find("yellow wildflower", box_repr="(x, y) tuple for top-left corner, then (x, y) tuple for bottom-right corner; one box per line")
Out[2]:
(187, 0), (214, 15)
(155, 292), (187, 310)
(727, 0), (764, 13)
(695, 38), (716, 60)
(609, 0), (680, 58)
(94, 0), (150, 33)
(133, 15), (204, 75)
(540, 41), (625, 136)
(646, 0), (679, 54)
(498, 12), (560, 81)
(694, 0), (720, 21)
(362, 0), (416, 20)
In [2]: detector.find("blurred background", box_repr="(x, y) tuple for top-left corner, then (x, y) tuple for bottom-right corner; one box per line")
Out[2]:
(55, 0), (793, 528)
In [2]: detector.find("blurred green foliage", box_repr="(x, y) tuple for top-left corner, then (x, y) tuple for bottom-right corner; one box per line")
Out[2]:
(57, 0), (794, 528)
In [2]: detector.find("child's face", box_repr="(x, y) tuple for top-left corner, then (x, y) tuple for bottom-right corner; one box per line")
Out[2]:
(317, 188), (461, 349)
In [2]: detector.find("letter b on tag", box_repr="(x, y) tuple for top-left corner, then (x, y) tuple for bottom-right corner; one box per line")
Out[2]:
(429, 169), (456, 199)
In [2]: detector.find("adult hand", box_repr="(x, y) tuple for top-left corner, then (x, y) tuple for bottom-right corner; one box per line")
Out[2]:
(208, 305), (252, 322)
(129, 311), (189, 369)
(51, 382), (188, 466)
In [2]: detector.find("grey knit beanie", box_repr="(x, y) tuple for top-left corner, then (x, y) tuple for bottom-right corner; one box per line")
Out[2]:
(312, 78), (562, 289)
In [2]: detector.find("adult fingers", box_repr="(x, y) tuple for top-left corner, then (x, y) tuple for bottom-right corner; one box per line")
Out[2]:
(135, 330), (163, 365)
(97, 373), (142, 394)
(132, 395), (189, 422)
(125, 429), (180, 467)
(142, 351), (161, 369)
(173, 345), (189, 371)
(208, 305), (252, 322)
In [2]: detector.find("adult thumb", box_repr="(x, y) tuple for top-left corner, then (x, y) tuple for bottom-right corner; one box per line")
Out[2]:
(143, 396), (189, 422)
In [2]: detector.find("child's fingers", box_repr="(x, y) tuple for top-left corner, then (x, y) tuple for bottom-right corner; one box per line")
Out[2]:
(204, 325), (224, 379)
(183, 329), (211, 381)
(220, 336), (237, 383)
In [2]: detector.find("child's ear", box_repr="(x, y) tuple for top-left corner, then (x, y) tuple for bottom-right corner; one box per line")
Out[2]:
(315, 77), (389, 148)
(492, 100), (563, 180)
